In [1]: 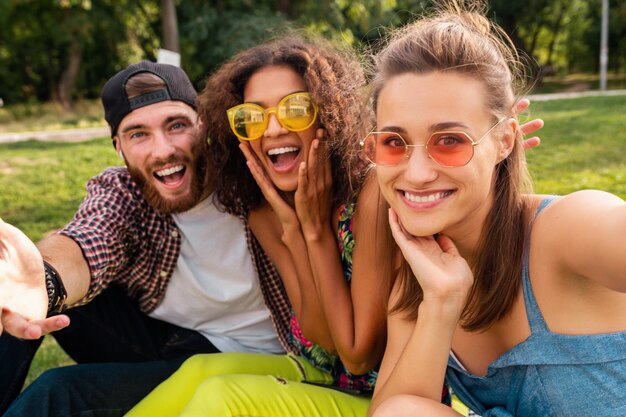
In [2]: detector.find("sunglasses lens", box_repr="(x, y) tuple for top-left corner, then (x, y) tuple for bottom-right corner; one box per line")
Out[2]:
(428, 132), (474, 166)
(231, 106), (266, 140)
(364, 132), (407, 165)
(279, 94), (316, 131)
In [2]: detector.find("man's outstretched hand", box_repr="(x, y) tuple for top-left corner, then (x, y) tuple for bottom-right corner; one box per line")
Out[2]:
(0, 218), (69, 338)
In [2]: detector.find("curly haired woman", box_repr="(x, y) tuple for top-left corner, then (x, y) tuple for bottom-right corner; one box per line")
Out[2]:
(127, 33), (387, 417)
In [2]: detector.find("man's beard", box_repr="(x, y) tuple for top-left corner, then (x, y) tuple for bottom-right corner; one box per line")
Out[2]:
(128, 141), (207, 214)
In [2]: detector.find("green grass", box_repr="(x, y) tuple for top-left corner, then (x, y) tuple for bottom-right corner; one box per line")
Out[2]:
(524, 95), (626, 199)
(0, 137), (121, 385)
(0, 93), (625, 388)
(0, 138), (121, 240)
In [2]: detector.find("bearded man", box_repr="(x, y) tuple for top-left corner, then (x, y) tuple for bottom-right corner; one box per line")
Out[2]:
(0, 61), (292, 416)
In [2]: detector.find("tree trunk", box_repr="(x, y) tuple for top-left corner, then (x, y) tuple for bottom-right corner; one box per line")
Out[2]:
(161, 0), (179, 52)
(546, 4), (566, 66)
(277, 0), (296, 19)
(528, 15), (547, 58)
(58, 35), (81, 111)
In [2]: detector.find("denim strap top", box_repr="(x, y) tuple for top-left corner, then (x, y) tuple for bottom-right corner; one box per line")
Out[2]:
(446, 196), (626, 417)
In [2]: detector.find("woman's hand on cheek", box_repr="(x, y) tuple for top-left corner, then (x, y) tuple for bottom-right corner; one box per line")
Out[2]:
(295, 129), (334, 240)
(239, 143), (299, 228)
(388, 208), (473, 308)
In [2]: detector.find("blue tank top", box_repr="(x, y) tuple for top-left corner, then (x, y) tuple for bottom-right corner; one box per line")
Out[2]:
(446, 196), (626, 417)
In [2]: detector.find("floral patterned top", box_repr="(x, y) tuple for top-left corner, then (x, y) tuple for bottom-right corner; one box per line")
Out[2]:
(289, 201), (379, 394)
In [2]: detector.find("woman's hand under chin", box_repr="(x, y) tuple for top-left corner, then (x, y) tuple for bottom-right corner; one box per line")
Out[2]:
(388, 208), (473, 311)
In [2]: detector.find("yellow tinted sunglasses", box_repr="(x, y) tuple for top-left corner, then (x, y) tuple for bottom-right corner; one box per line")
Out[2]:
(226, 92), (318, 141)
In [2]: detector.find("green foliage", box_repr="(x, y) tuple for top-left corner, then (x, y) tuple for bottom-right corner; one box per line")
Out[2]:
(0, 0), (157, 103)
(0, 0), (624, 105)
(178, 3), (290, 86)
(491, 0), (625, 74)
(531, 73), (626, 94)
(0, 99), (104, 133)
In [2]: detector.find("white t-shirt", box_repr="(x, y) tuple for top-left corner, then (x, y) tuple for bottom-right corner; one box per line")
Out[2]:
(149, 197), (283, 354)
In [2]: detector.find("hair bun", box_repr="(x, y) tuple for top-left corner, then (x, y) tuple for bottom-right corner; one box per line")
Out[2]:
(463, 12), (491, 36)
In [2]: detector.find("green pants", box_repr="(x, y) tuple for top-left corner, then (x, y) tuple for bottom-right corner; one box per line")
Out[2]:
(126, 352), (370, 417)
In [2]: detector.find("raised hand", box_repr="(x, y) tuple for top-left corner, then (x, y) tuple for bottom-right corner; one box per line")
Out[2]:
(0, 218), (69, 338)
(388, 209), (473, 309)
(514, 98), (544, 150)
(295, 130), (334, 241)
(239, 143), (299, 229)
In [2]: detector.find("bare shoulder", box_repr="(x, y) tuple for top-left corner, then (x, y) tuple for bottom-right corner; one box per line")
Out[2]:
(355, 170), (381, 211)
(528, 190), (626, 299)
(528, 190), (623, 227)
(248, 204), (282, 242)
(354, 171), (386, 228)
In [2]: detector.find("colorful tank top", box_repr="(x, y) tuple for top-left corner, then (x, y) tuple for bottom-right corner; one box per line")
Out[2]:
(289, 201), (379, 394)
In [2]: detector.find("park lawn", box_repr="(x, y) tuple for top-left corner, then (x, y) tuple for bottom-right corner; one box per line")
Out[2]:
(0, 99), (105, 134)
(0, 93), (624, 387)
(0, 138), (121, 385)
(525, 95), (626, 198)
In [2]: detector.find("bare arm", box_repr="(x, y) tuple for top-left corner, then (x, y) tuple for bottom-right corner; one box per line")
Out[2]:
(299, 169), (387, 374)
(542, 191), (626, 292)
(248, 207), (335, 350)
(241, 141), (335, 350)
(369, 288), (458, 415)
(36, 233), (91, 305)
(369, 209), (473, 415)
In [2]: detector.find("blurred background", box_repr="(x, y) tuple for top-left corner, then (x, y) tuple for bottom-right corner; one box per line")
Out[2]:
(0, 0), (624, 114)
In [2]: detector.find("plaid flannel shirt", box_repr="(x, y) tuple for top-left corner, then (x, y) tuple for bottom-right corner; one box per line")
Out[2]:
(61, 167), (294, 353)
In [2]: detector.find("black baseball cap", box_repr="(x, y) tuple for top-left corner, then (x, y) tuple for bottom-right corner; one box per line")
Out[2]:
(101, 61), (197, 137)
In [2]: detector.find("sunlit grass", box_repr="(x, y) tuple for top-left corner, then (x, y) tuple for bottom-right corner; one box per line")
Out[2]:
(525, 95), (626, 199)
(0, 137), (121, 386)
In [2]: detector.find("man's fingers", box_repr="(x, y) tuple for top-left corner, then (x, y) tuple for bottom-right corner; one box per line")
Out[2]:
(2, 309), (70, 339)
(519, 118), (544, 136)
(35, 315), (71, 334)
(513, 98), (530, 114)
(2, 308), (42, 339)
(523, 137), (541, 150)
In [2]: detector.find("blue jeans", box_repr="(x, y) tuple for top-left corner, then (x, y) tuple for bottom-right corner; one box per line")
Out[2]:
(0, 285), (218, 417)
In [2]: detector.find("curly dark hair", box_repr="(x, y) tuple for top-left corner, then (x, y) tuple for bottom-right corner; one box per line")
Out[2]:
(198, 34), (372, 213)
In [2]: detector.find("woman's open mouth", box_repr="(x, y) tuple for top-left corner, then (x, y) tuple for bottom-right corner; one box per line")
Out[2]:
(266, 146), (301, 172)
